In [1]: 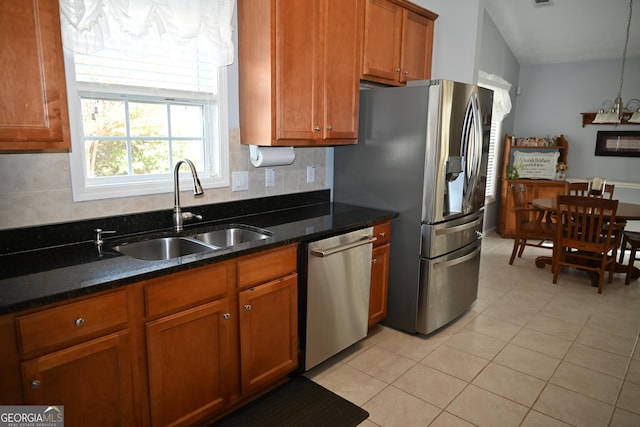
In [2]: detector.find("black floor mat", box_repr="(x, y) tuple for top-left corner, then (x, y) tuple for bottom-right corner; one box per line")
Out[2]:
(211, 375), (369, 427)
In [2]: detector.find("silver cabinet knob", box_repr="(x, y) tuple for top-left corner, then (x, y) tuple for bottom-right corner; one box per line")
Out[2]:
(327, 125), (333, 131)
(31, 380), (41, 390)
(394, 67), (401, 72)
(379, 232), (386, 237)
(244, 304), (252, 311)
(314, 126), (321, 131)
(371, 258), (378, 264)
(403, 70), (409, 75)
(222, 313), (231, 320)
(74, 318), (85, 327)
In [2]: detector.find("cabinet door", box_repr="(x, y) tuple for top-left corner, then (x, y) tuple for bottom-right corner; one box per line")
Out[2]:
(369, 243), (390, 328)
(361, 0), (403, 84)
(21, 331), (136, 427)
(399, 9), (434, 82)
(322, 0), (361, 142)
(0, 0), (69, 150)
(146, 300), (232, 427)
(239, 274), (298, 394)
(275, 0), (321, 142)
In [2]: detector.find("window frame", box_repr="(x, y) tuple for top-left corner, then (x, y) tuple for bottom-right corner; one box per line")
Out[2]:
(64, 49), (230, 202)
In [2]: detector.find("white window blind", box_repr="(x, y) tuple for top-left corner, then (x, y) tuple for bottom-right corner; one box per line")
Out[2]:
(485, 119), (503, 201)
(478, 71), (513, 201)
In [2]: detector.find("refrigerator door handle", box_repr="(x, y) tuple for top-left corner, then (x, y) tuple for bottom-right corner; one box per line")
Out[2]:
(461, 91), (483, 211)
(432, 244), (481, 270)
(435, 216), (483, 235)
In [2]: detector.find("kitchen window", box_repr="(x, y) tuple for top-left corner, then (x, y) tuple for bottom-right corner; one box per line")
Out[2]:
(59, 0), (235, 201)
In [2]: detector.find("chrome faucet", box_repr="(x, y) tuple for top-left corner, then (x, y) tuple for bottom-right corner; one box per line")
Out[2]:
(173, 159), (204, 232)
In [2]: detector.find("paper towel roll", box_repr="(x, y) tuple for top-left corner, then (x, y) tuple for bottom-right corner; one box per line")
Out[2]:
(250, 146), (295, 167)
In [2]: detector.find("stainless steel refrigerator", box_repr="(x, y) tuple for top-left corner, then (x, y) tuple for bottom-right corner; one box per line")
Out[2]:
(334, 80), (493, 334)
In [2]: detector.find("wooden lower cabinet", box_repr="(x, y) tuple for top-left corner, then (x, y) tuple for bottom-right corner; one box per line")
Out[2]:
(2, 244), (300, 426)
(369, 244), (390, 328)
(21, 330), (136, 427)
(146, 300), (232, 427)
(369, 221), (392, 328)
(239, 273), (298, 394)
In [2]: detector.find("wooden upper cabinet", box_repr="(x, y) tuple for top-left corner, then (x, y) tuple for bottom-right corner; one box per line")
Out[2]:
(361, 0), (402, 83)
(400, 9), (434, 83)
(0, 0), (70, 151)
(238, 0), (362, 146)
(321, 0), (363, 142)
(362, 0), (436, 86)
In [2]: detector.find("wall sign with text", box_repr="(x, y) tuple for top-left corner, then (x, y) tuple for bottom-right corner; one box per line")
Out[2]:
(512, 150), (560, 180)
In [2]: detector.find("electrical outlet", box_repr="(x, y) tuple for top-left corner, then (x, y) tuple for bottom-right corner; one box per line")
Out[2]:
(231, 171), (249, 191)
(306, 166), (315, 183)
(265, 168), (275, 187)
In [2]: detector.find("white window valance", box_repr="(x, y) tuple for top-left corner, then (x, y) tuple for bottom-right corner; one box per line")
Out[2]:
(59, 0), (235, 66)
(478, 71), (513, 122)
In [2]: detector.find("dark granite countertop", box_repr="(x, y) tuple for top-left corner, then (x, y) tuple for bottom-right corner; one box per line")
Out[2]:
(0, 190), (397, 315)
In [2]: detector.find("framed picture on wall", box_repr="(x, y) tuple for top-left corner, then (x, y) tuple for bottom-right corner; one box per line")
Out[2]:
(595, 131), (640, 157)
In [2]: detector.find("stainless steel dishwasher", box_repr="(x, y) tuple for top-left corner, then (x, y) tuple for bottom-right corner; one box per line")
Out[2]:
(303, 227), (375, 370)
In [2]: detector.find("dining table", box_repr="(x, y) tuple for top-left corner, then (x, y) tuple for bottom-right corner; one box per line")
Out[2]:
(531, 197), (640, 283)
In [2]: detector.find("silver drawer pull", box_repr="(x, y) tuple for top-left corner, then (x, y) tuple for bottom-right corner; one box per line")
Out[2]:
(244, 304), (252, 311)
(74, 318), (85, 327)
(435, 217), (482, 235)
(433, 245), (481, 270)
(31, 379), (41, 390)
(310, 236), (376, 257)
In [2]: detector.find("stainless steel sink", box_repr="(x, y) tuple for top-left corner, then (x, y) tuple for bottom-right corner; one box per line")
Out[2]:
(191, 226), (271, 248)
(112, 237), (218, 261)
(110, 224), (272, 261)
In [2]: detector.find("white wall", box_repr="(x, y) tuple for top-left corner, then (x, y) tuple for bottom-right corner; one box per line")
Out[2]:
(413, 0), (481, 83)
(476, 10), (521, 230)
(514, 58), (640, 191)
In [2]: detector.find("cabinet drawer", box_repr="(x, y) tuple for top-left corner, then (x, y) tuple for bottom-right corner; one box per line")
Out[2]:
(373, 221), (391, 246)
(17, 290), (128, 356)
(145, 262), (231, 318)
(237, 244), (297, 290)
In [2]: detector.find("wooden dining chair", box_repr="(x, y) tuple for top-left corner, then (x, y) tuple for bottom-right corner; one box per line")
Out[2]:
(509, 183), (556, 264)
(552, 195), (621, 293)
(567, 182), (615, 199)
(618, 231), (640, 285)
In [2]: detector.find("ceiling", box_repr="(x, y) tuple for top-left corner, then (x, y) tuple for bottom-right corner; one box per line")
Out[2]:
(483, 0), (640, 65)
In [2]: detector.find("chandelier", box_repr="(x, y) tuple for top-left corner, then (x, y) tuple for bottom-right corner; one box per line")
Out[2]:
(593, 0), (640, 124)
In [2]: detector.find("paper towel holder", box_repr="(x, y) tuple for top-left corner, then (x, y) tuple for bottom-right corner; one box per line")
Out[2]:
(249, 145), (296, 167)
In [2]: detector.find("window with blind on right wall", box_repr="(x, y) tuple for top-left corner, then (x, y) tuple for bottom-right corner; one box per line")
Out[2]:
(478, 71), (513, 202)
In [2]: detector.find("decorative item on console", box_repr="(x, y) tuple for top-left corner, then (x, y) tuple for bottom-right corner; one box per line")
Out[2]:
(555, 162), (569, 181)
(511, 135), (557, 147)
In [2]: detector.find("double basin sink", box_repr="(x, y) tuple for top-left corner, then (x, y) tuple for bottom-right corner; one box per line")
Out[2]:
(111, 225), (271, 261)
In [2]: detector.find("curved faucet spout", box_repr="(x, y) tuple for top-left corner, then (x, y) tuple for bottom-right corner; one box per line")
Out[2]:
(173, 159), (204, 232)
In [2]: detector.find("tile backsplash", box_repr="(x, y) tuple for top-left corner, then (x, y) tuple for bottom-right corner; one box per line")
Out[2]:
(0, 127), (327, 230)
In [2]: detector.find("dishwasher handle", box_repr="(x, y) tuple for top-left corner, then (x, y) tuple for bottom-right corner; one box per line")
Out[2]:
(310, 235), (377, 258)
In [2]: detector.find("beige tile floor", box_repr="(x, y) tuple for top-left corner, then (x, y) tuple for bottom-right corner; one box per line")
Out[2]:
(305, 230), (640, 427)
